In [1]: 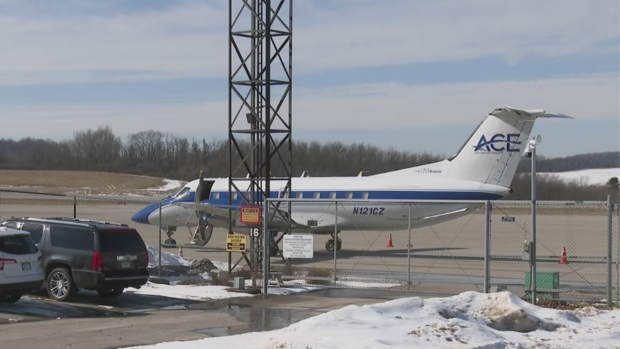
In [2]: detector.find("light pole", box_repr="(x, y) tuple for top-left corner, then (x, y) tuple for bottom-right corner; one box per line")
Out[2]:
(526, 134), (542, 305)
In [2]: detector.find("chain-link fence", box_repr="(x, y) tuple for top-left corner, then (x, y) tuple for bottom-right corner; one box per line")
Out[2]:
(262, 197), (619, 305)
(0, 190), (617, 304)
(0, 190), (263, 288)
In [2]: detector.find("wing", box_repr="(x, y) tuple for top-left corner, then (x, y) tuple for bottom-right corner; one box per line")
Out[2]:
(173, 202), (240, 220)
(171, 201), (347, 234)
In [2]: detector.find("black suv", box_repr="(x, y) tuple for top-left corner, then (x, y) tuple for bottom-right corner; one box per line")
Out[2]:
(0, 217), (149, 301)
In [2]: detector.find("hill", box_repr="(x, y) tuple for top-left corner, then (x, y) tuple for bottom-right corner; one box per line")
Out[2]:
(0, 170), (185, 196)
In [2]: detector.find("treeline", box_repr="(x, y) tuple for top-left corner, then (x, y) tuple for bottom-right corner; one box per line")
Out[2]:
(0, 125), (618, 200)
(0, 125), (444, 179)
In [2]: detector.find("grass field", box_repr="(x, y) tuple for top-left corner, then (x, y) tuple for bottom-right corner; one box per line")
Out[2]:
(0, 170), (185, 196)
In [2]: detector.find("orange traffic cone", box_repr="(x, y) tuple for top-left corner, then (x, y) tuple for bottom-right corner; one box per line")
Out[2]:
(559, 246), (568, 264)
(179, 246), (184, 258)
(387, 233), (394, 248)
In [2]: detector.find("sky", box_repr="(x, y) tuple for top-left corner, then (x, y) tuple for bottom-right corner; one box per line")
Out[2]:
(0, 0), (618, 158)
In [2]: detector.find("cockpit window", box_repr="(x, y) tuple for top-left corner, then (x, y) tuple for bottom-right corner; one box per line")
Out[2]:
(175, 187), (191, 200)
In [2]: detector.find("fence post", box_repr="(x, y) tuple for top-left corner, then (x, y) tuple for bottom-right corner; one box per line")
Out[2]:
(73, 196), (77, 218)
(616, 201), (619, 307)
(158, 199), (162, 278)
(531, 147), (537, 305)
(607, 195), (613, 307)
(333, 201), (338, 284)
(484, 200), (491, 293)
(407, 203), (412, 289)
(262, 199), (270, 295)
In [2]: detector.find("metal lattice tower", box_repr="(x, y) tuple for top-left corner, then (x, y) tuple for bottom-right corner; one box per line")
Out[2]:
(228, 0), (293, 270)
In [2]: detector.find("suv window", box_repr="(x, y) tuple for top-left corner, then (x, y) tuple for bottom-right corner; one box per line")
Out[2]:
(21, 223), (44, 244)
(0, 235), (38, 255)
(50, 225), (95, 251)
(99, 229), (145, 252)
(1, 221), (19, 229)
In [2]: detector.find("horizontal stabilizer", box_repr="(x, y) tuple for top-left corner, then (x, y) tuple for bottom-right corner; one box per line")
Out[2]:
(501, 107), (574, 119)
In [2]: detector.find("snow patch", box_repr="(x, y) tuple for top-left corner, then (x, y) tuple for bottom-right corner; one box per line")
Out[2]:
(146, 179), (185, 192)
(147, 245), (193, 268)
(126, 283), (255, 301)
(540, 168), (620, 186)
(126, 291), (620, 349)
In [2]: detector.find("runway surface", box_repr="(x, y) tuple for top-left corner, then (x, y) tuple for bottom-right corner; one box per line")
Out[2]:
(0, 195), (618, 301)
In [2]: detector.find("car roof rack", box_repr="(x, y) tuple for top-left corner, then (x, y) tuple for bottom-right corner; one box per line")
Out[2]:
(42, 217), (129, 227)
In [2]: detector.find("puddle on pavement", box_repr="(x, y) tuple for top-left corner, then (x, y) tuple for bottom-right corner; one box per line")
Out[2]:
(195, 305), (319, 337)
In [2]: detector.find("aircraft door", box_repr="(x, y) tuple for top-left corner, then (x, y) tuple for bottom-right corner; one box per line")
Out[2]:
(194, 173), (214, 203)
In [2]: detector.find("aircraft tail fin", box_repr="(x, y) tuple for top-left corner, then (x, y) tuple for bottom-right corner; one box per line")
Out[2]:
(373, 106), (572, 188)
(442, 107), (572, 187)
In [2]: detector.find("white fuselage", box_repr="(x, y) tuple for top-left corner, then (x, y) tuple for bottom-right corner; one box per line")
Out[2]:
(135, 174), (508, 234)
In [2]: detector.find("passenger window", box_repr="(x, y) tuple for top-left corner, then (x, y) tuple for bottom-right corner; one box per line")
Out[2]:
(313, 192), (320, 199)
(346, 192), (353, 199)
(329, 192), (336, 199)
(212, 193), (220, 200)
(21, 223), (44, 244)
(296, 192), (303, 199)
(362, 192), (369, 199)
(50, 226), (95, 251)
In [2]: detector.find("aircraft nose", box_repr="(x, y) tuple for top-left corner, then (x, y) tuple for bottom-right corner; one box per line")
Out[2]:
(131, 203), (158, 224)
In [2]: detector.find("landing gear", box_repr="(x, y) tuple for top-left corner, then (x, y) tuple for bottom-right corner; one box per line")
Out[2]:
(162, 226), (177, 248)
(325, 232), (342, 252)
(268, 231), (280, 257)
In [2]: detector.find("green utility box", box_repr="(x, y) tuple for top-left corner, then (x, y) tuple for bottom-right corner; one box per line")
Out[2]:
(525, 271), (560, 299)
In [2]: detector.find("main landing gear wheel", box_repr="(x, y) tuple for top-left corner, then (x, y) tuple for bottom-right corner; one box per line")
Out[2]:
(269, 235), (280, 257)
(325, 238), (342, 252)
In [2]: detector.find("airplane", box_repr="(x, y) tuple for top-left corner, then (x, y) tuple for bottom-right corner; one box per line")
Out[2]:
(131, 106), (572, 252)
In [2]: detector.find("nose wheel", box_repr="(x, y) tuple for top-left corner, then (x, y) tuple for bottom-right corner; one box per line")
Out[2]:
(325, 238), (342, 252)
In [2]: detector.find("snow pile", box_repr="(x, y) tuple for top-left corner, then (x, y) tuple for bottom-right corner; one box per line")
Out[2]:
(127, 291), (620, 349)
(540, 168), (620, 186)
(147, 245), (193, 268)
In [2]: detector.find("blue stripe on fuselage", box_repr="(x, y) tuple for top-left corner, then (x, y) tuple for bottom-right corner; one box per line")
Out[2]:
(191, 190), (502, 205)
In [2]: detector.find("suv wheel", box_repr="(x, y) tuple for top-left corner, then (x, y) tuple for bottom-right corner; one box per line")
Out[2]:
(97, 287), (124, 298)
(47, 268), (77, 301)
(0, 294), (22, 303)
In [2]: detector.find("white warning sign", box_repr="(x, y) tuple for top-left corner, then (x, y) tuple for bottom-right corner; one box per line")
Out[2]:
(283, 234), (314, 259)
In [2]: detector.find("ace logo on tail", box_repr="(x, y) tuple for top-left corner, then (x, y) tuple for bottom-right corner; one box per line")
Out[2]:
(474, 133), (521, 153)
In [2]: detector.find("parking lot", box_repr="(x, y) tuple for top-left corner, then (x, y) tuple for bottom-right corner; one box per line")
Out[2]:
(0, 286), (428, 349)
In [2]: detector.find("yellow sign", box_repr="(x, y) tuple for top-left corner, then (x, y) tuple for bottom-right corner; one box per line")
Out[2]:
(240, 206), (261, 225)
(226, 234), (247, 252)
